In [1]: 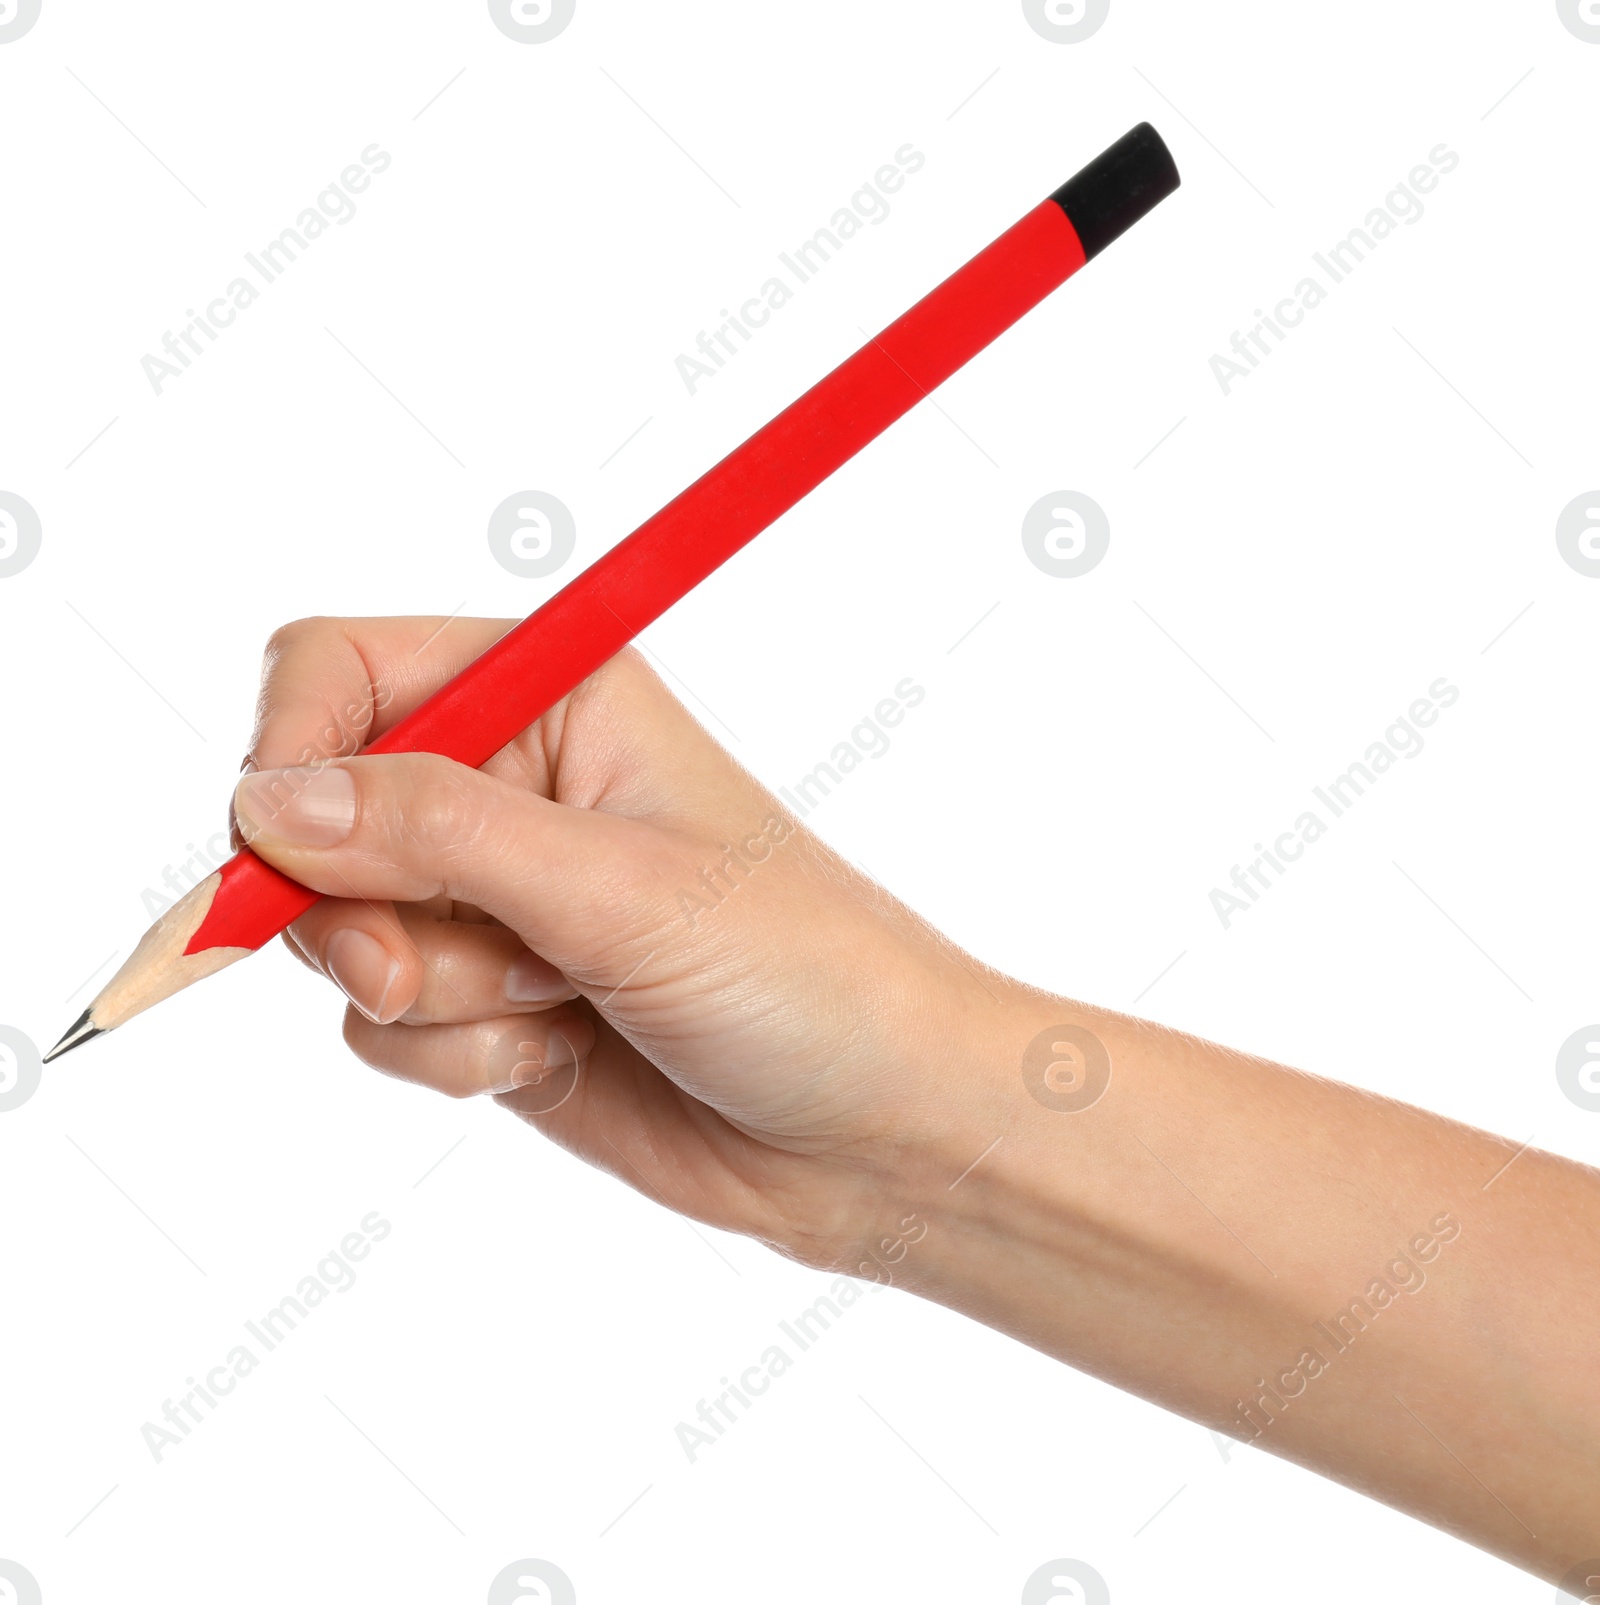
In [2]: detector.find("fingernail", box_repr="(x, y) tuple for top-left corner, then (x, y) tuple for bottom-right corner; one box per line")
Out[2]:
(235, 765), (356, 847)
(505, 949), (570, 1004)
(324, 928), (404, 1024)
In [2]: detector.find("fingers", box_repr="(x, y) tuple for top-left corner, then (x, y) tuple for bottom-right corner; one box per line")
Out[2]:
(242, 618), (772, 871)
(286, 896), (578, 1024)
(245, 616), (517, 774)
(234, 751), (658, 973)
(341, 1004), (596, 1099)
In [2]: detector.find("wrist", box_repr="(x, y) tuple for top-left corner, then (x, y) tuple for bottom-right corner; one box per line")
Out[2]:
(874, 985), (1105, 1291)
(796, 979), (1199, 1393)
(784, 973), (1088, 1285)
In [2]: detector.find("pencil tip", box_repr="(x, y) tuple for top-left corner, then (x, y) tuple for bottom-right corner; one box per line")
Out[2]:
(44, 1008), (104, 1064)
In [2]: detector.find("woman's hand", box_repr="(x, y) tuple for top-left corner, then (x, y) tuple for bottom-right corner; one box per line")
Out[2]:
(234, 616), (1600, 1584)
(232, 615), (1012, 1267)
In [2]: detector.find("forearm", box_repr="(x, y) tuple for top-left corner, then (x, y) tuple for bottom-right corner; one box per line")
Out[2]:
(221, 620), (1593, 1578)
(858, 984), (1600, 1580)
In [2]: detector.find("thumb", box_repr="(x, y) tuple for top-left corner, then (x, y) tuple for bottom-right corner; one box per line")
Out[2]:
(232, 754), (674, 978)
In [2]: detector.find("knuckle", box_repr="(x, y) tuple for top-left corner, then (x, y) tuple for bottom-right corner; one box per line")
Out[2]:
(255, 618), (371, 768)
(391, 757), (487, 864)
(263, 615), (336, 665)
(435, 1022), (498, 1098)
(588, 643), (655, 705)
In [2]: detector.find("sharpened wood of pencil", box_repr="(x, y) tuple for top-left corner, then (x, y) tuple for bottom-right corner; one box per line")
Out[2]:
(45, 123), (1180, 1063)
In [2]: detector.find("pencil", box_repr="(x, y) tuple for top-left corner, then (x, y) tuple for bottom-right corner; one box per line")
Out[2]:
(45, 122), (1180, 1063)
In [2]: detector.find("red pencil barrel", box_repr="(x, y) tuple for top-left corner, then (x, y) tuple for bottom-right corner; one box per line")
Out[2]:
(376, 199), (1086, 766)
(188, 200), (1096, 955)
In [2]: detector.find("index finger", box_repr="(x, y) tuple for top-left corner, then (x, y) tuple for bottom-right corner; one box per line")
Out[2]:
(245, 615), (517, 774)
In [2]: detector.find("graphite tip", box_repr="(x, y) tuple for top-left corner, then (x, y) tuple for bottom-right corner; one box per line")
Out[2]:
(44, 1009), (105, 1064)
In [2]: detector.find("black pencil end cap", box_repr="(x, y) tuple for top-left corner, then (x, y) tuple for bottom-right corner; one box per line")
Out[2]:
(1050, 123), (1180, 259)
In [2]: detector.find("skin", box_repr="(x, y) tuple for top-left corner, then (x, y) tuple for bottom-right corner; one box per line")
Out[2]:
(232, 615), (1600, 1588)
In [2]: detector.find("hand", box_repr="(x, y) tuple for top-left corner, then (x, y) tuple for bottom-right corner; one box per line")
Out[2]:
(232, 619), (1600, 1582)
(232, 616), (1010, 1266)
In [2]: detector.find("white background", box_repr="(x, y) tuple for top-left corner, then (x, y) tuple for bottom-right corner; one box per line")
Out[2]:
(1, 2), (1597, 1601)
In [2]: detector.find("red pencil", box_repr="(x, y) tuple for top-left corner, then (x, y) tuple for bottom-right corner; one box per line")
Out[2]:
(46, 122), (1180, 1061)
